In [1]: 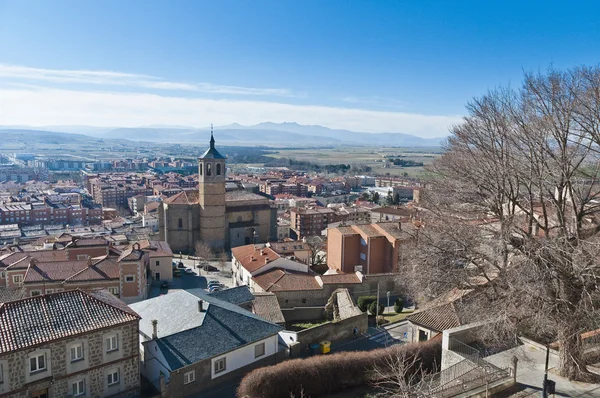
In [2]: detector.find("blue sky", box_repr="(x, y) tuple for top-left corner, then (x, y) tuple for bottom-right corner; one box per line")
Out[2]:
(1, 0), (599, 137)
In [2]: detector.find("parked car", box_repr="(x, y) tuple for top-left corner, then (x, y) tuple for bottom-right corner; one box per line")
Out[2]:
(160, 281), (169, 289)
(184, 268), (194, 275)
(209, 286), (222, 292)
(177, 262), (185, 269)
(198, 264), (219, 272)
(173, 269), (182, 277)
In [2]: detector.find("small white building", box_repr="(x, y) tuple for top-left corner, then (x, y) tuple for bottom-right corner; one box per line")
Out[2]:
(129, 289), (282, 397)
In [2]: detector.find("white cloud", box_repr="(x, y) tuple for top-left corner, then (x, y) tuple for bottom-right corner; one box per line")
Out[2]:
(0, 86), (459, 137)
(0, 64), (295, 97)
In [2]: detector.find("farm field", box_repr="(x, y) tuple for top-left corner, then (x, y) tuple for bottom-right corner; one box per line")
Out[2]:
(264, 146), (442, 177)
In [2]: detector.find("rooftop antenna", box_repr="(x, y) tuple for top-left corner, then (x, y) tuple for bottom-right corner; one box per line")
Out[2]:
(210, 123), (215, 149)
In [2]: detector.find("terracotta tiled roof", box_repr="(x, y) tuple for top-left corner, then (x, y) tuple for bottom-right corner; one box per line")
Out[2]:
(320, 273), (362, 284)
(163, 190), (199, 205)
(253, 268), (322, 292)
(117, 248), (144, 262)
(407, 302), (463, 332)
(232, 245), (280, 273)
(23, 260), (89, 283)
(65, 257), (120, 282)
(0, 289), (139, 354)
(252, 292), (285, 324)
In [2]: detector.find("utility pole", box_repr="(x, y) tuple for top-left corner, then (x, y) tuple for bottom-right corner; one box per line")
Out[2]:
(542, 344), (549, 398)
(386, 291), (391, 314)
(376, 282), (380, 323)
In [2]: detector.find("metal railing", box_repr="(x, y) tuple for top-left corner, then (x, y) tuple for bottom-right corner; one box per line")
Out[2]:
(432, 366), (511, 397)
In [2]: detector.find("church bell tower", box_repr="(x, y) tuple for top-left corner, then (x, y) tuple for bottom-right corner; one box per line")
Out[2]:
(198, 125), (226, 249)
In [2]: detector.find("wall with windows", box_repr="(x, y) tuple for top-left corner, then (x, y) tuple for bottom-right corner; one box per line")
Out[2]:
(150, 255), (173, 282)
(162, 334), (283, 398)
(0, 321), (140, 398)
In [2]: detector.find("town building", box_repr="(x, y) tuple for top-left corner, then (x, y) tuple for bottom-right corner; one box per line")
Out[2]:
(158, 134), (277, 252)
(326, 222), (416, 274)
(130, 288), (283, 398)
(0, 289), (141, 398)
(289, 207), (336, 239)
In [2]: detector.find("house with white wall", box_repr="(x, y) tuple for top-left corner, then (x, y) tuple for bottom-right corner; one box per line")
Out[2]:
(232, 244), (309, 291)
(129, 288), (283, 397)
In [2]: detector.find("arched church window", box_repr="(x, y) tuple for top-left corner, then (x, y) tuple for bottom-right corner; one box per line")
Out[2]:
(199, 164), (203, 176)
(207, 163), (212, 176)
(216, 163), (221, 175)
(178, 218), (183, 229)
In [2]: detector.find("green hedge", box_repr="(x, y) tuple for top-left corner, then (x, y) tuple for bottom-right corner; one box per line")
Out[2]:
(357, 296), (377, 312)
(368, 301), (384, 316)
(236, 339), (442, 398)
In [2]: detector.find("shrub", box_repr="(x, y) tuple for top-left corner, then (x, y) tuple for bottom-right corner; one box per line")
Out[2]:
(394, 298), (405, 313)
(368, 301), (384, 316)
(357, 296), (377, 312)
(236, 339), (442, 398)
(376, 315), (388, 326)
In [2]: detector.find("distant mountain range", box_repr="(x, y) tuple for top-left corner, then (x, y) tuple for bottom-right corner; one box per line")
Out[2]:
(0, 122), (447, 147)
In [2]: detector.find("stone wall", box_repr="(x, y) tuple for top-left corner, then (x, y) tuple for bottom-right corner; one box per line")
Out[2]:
(0, 321), (139, 398)
(295, 312), (368, 348)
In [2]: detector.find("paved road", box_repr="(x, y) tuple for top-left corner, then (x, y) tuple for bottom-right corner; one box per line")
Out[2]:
(333, 321), (409, 353)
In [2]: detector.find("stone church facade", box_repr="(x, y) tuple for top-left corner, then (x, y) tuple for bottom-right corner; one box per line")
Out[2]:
(158, 134), (277, 253)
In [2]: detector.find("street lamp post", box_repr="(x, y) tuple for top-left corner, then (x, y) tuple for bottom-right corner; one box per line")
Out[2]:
(386, 291), (391, 314)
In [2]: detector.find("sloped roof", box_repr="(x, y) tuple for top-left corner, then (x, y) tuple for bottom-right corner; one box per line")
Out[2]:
(208, 285), (254, 305)
(407, 302), (463, 332)
(253, 268), (322, 292)
(0, 289), (139, 354)
(23, 260), (89, 283)
(231, 244), (280, 273)
(130, 289), (282, 370)
(163, 190), (200, 205)
(252, 292), (285, 324)
(65, 257), (120, 282)
(199, 134), (226, 159)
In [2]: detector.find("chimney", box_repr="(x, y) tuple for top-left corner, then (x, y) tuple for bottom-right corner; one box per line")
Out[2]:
(151, 319), (158, 339)
(198, 299), (205, 312)
(87, 256), (92, 266)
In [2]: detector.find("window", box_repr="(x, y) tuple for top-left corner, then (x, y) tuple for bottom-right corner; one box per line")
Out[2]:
(105, 335), (118, 352)
(71, 343), (84, 362)
(199, 164), (202, 176)
(46, 289), (54, 294)
(31, 290), (42, 297)
(216, 163), (221, 175)
(302, 298), (307, 304)
(13, 275), (23, 284)
(214, 357), (226, 374)
(178, 218), (183, 229)
(72, 380), (85, 396)
(107, 369), (119, 386)
(360, 238), (367, 246)
(254, 342), (265, 358)
(155, 260), (160, 266)
(206, 163), (212, 176)
(183, 370), (195, 384)
(125, 275), (135, 282)
(76, 254), (89, 260)
(108, 287), (119, 295)
(360, 253), (366, 261)
(29, 353), (46, 373)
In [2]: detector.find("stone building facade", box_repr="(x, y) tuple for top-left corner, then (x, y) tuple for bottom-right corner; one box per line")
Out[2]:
(0, 289), (140, 398)
(158, 134), (277, 253)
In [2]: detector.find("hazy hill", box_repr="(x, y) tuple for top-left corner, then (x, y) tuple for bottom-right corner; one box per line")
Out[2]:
(0, 122), (447, 147)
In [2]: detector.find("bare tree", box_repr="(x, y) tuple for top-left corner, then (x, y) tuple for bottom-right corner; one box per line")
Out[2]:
(218, 250), (229, 271)
(407, 66), (600, 381)
(303, 236), (325, 268)
(195, 241), (213, 265)
(370, 345), (435, 398)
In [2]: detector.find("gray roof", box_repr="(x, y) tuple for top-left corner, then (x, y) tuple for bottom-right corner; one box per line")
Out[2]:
(199, 134), (226, 159)
(208, 285), (254, 305)
(130, 289), (282, 370)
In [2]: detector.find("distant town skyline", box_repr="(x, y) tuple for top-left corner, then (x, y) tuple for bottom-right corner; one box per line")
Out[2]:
(1, 1), (600, 137)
